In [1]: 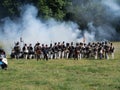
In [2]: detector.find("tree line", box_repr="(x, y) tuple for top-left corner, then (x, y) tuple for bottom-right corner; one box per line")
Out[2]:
(0, 0), (120, 33)
(0, 0), (72, 20)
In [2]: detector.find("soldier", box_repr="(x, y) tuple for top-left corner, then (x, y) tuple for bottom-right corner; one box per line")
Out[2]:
(94, 43), (98, 59)
(58, 42), (62, 59)
(22, 44), (29, 59)
(79, 42), (84, 59)
(74, 43), (81, 60)
(48, 43), (54, 59)
(61, 41), (66, 59)
(34, 43), (41, 61)
(74, 43), (78, 60)
(98, 46), (104, 59)
(68, 42), (75, 59)
(81, 43), (85, 58)
(53, 43), (58, 59)
(86, 44), (91, 58)
(28, 44), (34, 59)
(104, 42), (110, 60)
(43, 44), (49, 60)
(57, 42), (62, 59)
(34, 43), (38, 59)
(10, 48), (15, 59)
(110, 43), (115, 59)
(65, 43), (70, 59)
(14, 42), (21, 59)
(83, 43), (87, 58)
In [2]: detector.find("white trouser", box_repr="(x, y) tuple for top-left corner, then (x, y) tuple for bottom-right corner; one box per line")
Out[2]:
(111, 53), (114, 59)
(61, 51), (65, 59)
(95, 52), (98, 59)
(106, 53), (109, 60)
(58, 51), (61, 59)
(78, 53), (82, 60)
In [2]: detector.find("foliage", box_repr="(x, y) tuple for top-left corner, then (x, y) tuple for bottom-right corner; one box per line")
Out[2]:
(0, 0), (21, 17)
(0, 0), (120, 32)
(37, 0), (53, 19)
(0, 0), (71, 20)
(66, 0), (107, 29)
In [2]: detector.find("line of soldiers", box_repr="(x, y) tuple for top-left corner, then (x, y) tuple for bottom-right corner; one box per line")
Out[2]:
(10, 41), (115, 60)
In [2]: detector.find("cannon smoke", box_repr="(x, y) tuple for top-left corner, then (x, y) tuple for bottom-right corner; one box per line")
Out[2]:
(0, 0), (120, 53)
(0, 5), (83, 53)
(68, 0), (120, 40)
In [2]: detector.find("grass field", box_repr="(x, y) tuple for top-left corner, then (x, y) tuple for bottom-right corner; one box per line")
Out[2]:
(0, 42), (120, 90)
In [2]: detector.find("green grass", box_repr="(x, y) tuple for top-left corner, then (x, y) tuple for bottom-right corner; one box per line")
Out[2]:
(0, 42), (120, 90)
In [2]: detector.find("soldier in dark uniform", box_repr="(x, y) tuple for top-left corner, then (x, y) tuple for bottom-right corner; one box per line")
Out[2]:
(98, 44), (104, 59)
(65, 43), (70, 59)
(68, 42), (75, 59)
(34, 43), (37, 59)
(28, 44), (34, 59)
(22, 44), (29, 59)
(42, 44), (49, 60)
(53, 43), (58, 59)
(40, 44), (44, 59)
(57, 42), (62, 59)
(14, 42), (21, 59)
(34, 43), (41, 61)
(10, 48), (15, 59)
(48, 43), (54, 59)
(109, 43), (115, 59)
(79, 42), (83, 59)
(104, 42), (110, 59)
(83, 43), (87, 58)
(86, 43), (91, 58)
(74, 43), (80, 60)
(93, 43), (98, 59)
(80, 42), (84, 59)
(61, 41), (66, 59)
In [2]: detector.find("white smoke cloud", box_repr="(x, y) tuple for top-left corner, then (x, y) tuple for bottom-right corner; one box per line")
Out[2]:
(20, 5), (82, 44)
(0, 5), (84, 53)
(0, 0), (120, 53)
(102, 0), (120, 17)
(68, 0), (120, 41)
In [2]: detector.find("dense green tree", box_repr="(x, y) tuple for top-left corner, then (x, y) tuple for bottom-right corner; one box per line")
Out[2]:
(0, 0), (120, 33)
(47, 0), (66, 20)
(36, 0), (70, 20)
(37, 0), (52, 19)
(0, 0), (71, 20)
(0, 0), (22, 17)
